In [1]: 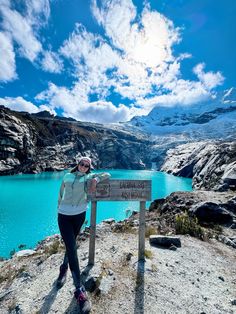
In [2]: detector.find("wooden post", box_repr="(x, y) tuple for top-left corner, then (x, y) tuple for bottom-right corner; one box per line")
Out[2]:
(88, 201), (97, 265)
(87, 179), (151, 265)
(138, 201), (146, 261)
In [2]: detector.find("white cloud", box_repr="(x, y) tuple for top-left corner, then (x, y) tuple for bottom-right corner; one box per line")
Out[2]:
(0, 5), (42, 62)
(36, 82), (89, 115)
(41, 51), (63, 73)
(0, 96), (39, 112)
(0, 31), (17, 81)
(0, 96), (54, 114)
(193, 63), (224, 90)
(91, 0), (137, 51)
(91, 0), (180, 67)
(53, 2), (185, 121)
(38, 104), (56, 115)
(137, 80), (210, 110)
(60, 24), (120, 79)
(74, 101), (130, 123)
(25, 0), (50, 27)
(36, 82), (131, 123)
(0, 0), (53, 77)
(0, 0), (226, 123)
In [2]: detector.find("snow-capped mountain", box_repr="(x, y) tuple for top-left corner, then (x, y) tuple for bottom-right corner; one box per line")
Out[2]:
(128, 88), (236, 140)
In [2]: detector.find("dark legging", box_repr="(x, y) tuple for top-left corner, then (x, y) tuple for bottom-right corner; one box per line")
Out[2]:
(58, 212), (86, 289)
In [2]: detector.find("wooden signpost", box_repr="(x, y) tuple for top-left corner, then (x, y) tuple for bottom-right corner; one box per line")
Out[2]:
(87, 179), (152, 265)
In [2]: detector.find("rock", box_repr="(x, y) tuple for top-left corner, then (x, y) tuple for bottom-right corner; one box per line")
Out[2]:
(15, 249), (36, 257)
(149, 235), (181, 248)
(149, 190), (235, 221)
(161, 141), (236, 191)
(103, 218), (115, 224)
(222, 196), (236, 215)
(84, 276), (97, 293)
(189, 202), (233, 224)
(96, 275), (115, 295)
(0, 289), (13, 301)
(125, 252), (133, 261)
(231, 299), (236, 305)
(217, 235), (236, 249)
(222, 162), (236, 187)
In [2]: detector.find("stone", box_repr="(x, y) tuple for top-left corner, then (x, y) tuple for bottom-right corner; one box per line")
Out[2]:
(149, 235), (181, 248)
(15, 249), (36, 257)
(103, 218), (115, 224)
(84, 276), (97, 293)
(189, 202), (233, 224)
(95, 275), (115, 295)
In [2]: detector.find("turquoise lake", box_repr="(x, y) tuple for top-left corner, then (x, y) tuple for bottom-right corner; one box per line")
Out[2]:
(0, 170), (192, 258)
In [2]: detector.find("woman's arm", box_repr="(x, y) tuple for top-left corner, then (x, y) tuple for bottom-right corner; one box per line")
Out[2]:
(90, 172), (111, 183)
(87, 172), (111, 193)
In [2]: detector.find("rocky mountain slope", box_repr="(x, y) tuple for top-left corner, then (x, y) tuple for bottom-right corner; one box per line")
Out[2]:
(129, 88), (236, 141)
(160, 141), (236, 191)
(0, 106), (153, 175)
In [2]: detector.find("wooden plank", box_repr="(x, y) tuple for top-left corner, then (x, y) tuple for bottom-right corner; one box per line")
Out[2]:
(138, 201), (146, 261)
(87, 179), (151, 201)
(88, 201), (97, 265)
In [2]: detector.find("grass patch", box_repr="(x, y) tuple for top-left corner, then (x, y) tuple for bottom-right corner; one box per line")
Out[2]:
(144, 249), (153, 259)
(44, 239), (63, 256)
(151, 264), (158, 272)
(112, 221), (137, 234)
(175, 212), (205, 240)
(145, 226), (158, 238)
(0, 264), (28, 285)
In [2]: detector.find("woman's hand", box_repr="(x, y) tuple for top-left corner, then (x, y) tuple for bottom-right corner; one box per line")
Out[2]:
(88, 178), (97, 193)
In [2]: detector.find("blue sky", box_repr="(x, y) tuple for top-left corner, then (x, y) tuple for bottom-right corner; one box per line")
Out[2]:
(0, 0), (235, 123)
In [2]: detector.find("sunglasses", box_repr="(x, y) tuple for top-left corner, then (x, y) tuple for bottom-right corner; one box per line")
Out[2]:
(79, 162), (90, 168)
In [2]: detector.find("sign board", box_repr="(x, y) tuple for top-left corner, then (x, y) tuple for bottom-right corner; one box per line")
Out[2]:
(88, 179), (152, 265)
(87, 179), (152, 201)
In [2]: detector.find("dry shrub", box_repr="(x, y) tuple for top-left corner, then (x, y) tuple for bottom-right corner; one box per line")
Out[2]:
(175, 212), (205, 240)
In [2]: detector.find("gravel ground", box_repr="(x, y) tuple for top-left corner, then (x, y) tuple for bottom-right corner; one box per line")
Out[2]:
(0, 223), (235, 314)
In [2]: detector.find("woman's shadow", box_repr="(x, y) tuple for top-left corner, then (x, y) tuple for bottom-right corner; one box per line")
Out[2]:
(37, 280), (60, 314)
(63, 264), (93, 314)
(38, 264), (93, 314)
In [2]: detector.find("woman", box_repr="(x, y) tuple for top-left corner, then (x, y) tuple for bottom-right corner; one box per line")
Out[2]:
(57, 156), (110, 313)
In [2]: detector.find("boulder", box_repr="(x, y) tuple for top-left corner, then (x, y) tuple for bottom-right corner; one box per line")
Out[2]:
(149, 235), (181, 248)
(189, 202), (233, 224)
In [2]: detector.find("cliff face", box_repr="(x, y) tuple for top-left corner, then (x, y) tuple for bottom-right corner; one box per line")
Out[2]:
(161, 141), (236, 191)
(0, 106), (152, 175)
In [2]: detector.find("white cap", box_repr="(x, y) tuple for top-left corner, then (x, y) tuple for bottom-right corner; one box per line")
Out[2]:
(77, 156), (94, 169)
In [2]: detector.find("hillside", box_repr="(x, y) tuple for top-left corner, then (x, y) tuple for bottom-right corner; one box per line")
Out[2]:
(0, 106), (152, 175)
(0, 203), (235, 314)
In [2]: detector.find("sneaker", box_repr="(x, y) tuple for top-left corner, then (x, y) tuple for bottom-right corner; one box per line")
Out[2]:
(56, 264), (68, 288)
(74, 286), (91, 314)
